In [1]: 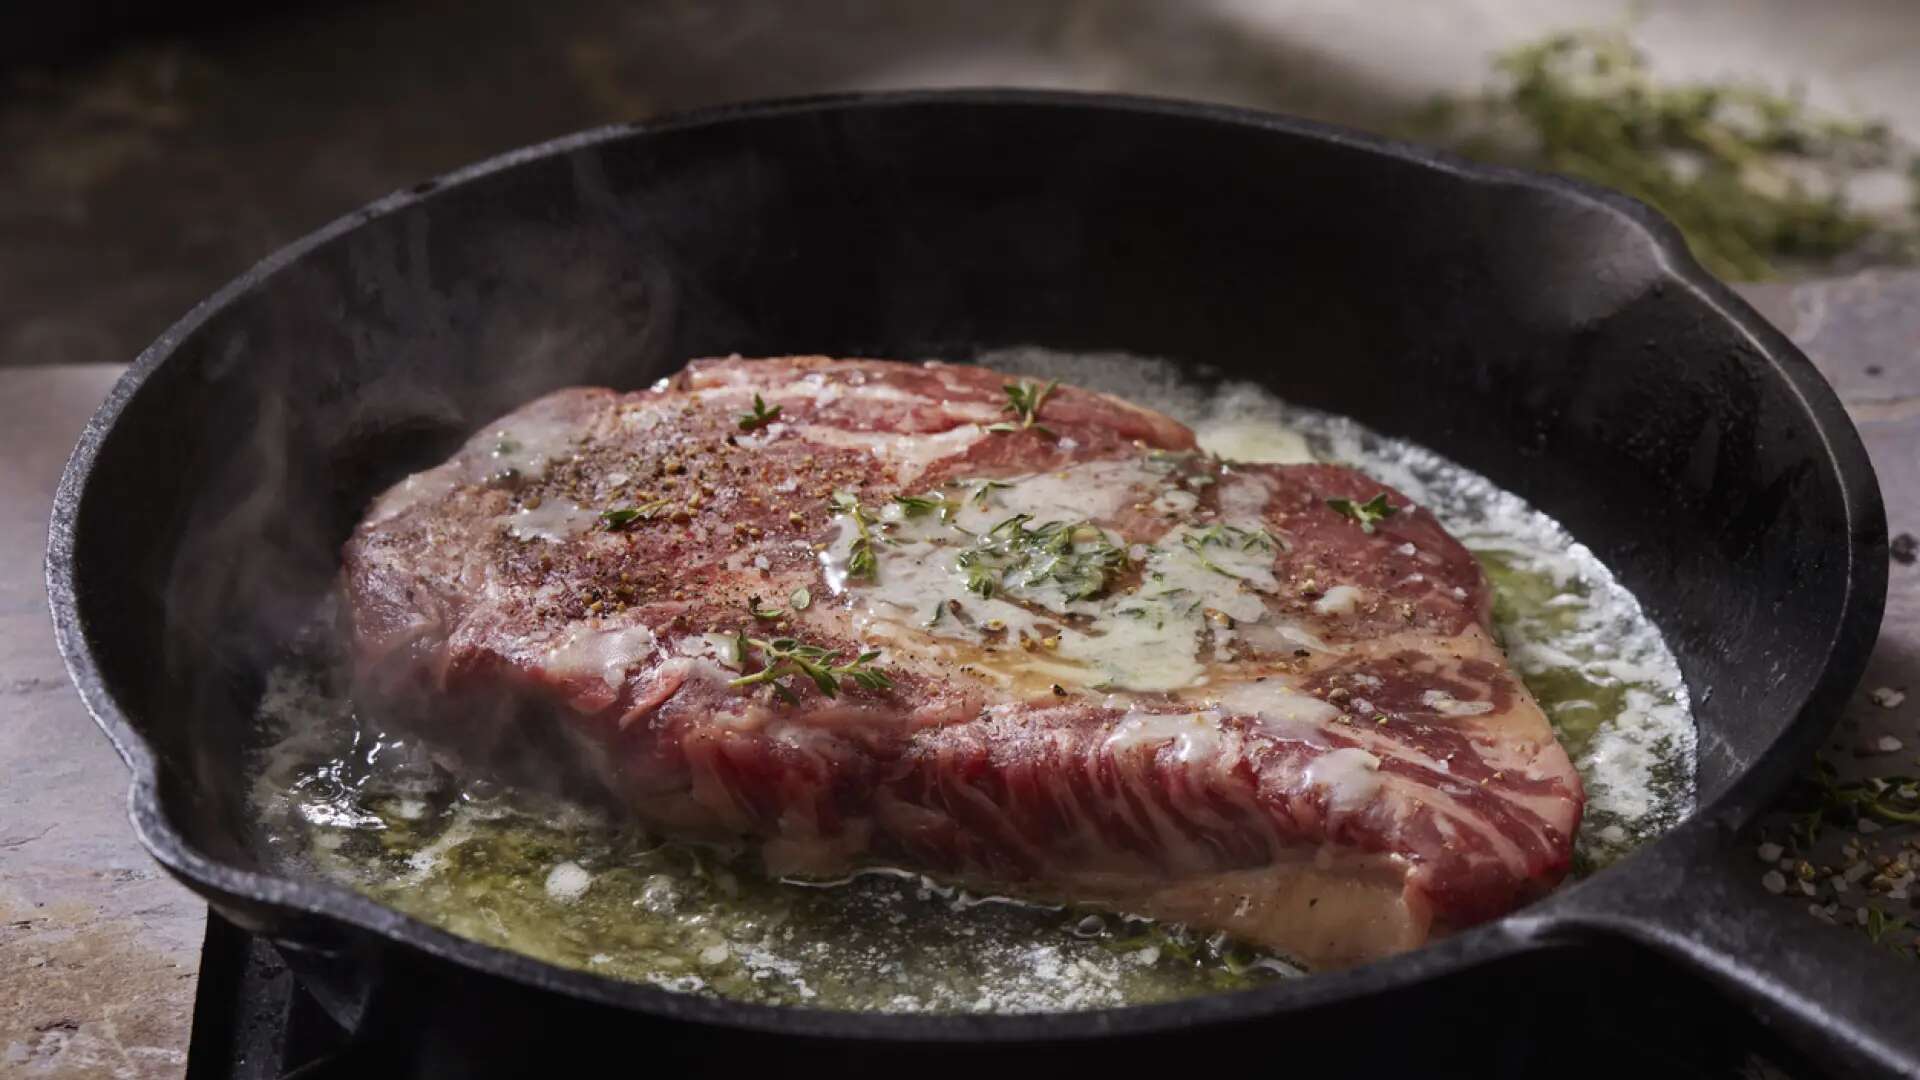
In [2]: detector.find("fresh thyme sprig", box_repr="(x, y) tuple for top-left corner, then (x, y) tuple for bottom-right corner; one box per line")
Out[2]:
(1797, 757), (1920, 830)
(1180, 523), (1278, 578)
(987, 379), (1058, 437)
(955, 514), (1125, 601)
(1868, 908), (1910, 945)
(829, 491), (878, 580)
(892, 492), (961, 524)
(1326, 493), (1399, 534)
(737, 393), (782, 432)
(1188, 523), (1277, 552)
(969, 479), (1012, 506)
(728, 636), (892, 703)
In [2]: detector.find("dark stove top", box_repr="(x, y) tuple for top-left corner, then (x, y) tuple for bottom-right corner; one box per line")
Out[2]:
(183, 910), (1820, 1079)
(186, 914), (348, 1080)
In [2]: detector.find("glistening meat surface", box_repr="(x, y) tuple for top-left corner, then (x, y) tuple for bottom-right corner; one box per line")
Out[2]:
(343, 356), (1584, 968)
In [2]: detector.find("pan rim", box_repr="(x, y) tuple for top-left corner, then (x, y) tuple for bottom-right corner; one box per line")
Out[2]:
(45, 87), (1887, 1041)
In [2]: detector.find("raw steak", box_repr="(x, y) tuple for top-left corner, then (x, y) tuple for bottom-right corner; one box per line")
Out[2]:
(344, 356), (1584, 968)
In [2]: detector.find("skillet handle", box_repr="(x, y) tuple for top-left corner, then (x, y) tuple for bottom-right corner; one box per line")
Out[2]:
(1535, 817), (1920, 1079)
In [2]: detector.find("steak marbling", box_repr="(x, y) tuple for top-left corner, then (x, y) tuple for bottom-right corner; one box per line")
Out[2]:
(344, 356), (1583, 968)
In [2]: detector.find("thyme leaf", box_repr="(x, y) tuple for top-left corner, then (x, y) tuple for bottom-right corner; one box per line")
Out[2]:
(990, 379), (1059, 437)
(1326, 493), (1399, 534)
(892, 492), (960, 524)
(737, 393), (782, 432)
(829, 491), (879, 581)
(728, 636), (892, 701)
(970, 479), (1013, 506)
(600, 498), (675, 530)
(1867, 907), (1907, 944)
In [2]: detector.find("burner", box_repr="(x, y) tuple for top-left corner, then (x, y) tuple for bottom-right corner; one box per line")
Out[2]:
(184, 910), (1816, 1078)
(186, 914), (348, 1079)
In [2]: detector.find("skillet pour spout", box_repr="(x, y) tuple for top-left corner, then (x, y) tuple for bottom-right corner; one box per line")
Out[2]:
(46, 91), (1894, 1075)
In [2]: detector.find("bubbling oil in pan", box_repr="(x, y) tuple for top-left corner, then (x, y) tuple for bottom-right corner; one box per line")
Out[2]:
(251, 350), (1695, 1013)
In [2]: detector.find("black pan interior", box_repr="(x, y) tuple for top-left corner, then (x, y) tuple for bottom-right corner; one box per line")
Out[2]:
(62, 94), (1873, 998)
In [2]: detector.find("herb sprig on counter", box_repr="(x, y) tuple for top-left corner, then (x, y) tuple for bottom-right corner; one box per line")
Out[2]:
(1327, 493), (1398, 534)
(738, 394), (783, 432)
(729, 636), (892, 703)
(1795, 756), (1920, 830)
(1417, 27), (1917, 280)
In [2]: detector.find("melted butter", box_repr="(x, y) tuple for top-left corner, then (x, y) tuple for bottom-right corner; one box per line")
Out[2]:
(1420, 688), (1496, 716)
(1313, 584), (1365, 616)
(1196, 418), (1314, 464)
(507, 499), (598, 541)
(1195, 680), (1341, 742)
(792, 423), (987, 482)
(1105, 711), (1231, 763)
(543, 622), (659, 689)
(1301, 747), (1384, 812)
(368, 410), (593, 527)
(824, 459), (1295, 693)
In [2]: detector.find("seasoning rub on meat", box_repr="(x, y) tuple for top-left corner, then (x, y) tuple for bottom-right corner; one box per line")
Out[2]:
(343, 356), (1584, 968)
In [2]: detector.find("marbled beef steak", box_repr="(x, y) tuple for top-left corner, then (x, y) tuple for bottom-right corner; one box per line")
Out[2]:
(344, 357), (1583, 968)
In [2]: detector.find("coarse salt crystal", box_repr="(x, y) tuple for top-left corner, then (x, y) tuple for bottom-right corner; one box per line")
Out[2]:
(1871, 687), (1906, 708)
(1762, 870), (1787, 894)
(1876, 735), (1905, 753)
(1757, 842), (1784, 862)
(544, 861), (593, 903)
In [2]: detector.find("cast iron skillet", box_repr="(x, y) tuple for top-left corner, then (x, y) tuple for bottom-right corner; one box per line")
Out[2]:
(46, 92), (1902, 1075)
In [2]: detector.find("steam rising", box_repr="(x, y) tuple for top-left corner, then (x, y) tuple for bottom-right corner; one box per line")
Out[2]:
(159, 188), (687, 841)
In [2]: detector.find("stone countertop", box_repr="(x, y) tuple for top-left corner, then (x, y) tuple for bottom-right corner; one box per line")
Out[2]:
(1, 365), (201, 1078)
(2, 273), (1918, 1077)
(9, 0), (1920, 372)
